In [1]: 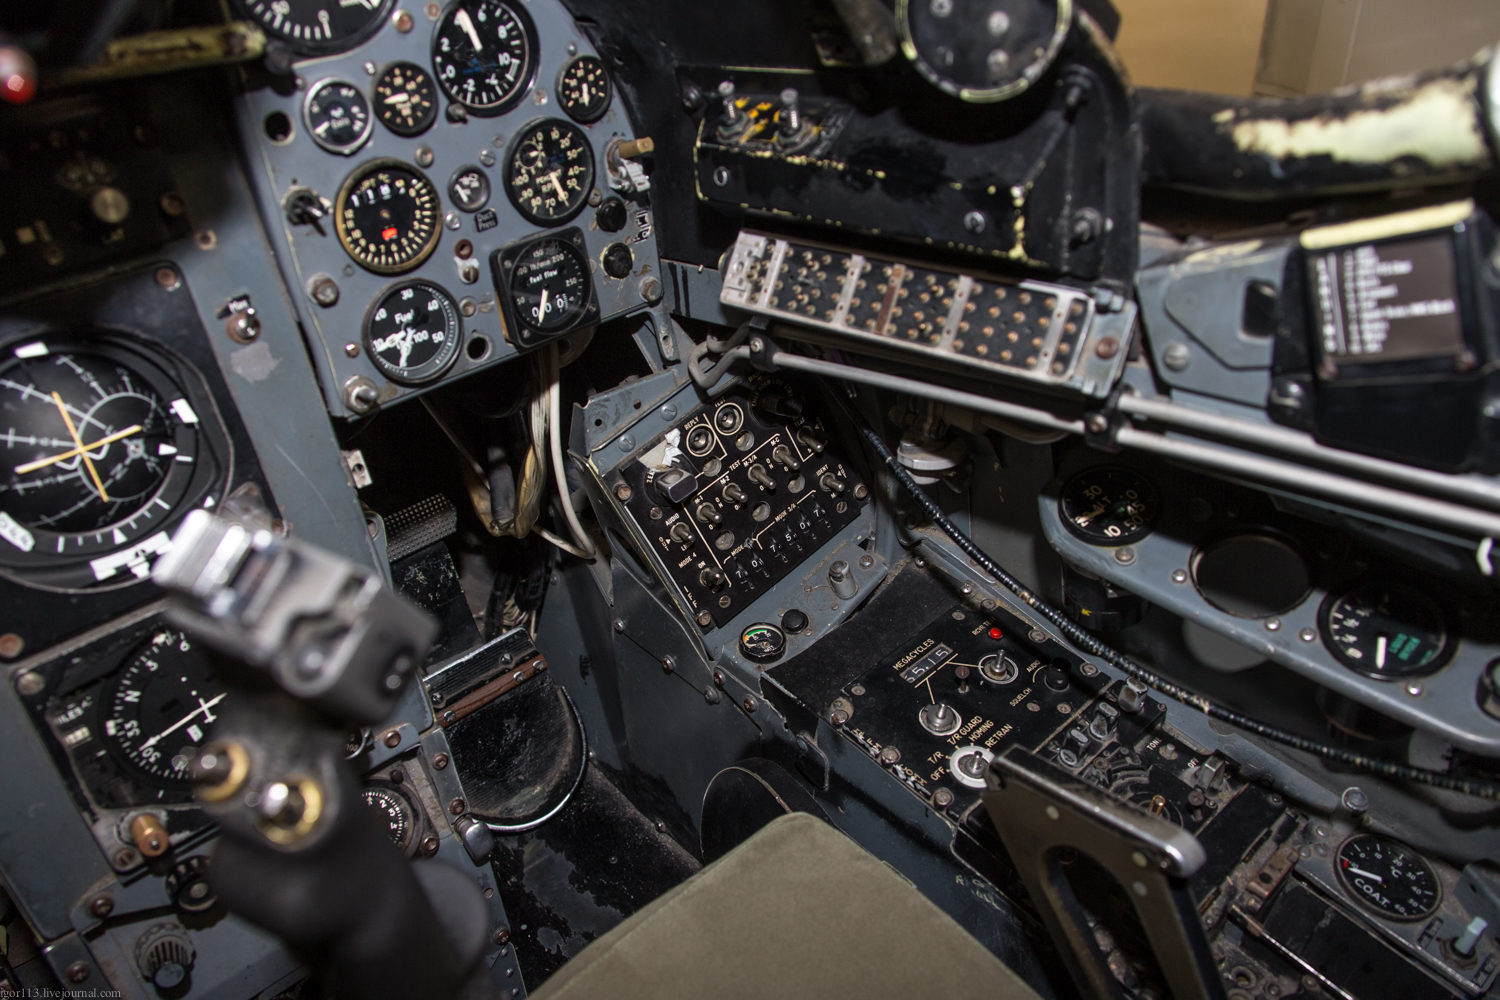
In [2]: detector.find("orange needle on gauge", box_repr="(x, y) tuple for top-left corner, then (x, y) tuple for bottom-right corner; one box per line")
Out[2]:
(14, 423), (143, 475)
(47, 391), (111, 501)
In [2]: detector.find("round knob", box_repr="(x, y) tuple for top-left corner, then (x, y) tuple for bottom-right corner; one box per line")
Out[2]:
(602, 242), (634, 279)
(699, 566), (726, 591)
(90, 186), (130, 225)
(136, 923), (194, 990)
(595, 198), (628, 233)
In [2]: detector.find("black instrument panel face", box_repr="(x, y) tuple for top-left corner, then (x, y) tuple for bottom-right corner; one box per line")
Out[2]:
(493, 228), (598, 347)
(503, 118), (594, 225)
(373, 61), (439, 137)
(614, 378), (867, 629)
(432, 0), (536, 116)
(335, 160), (443, 275)
(234, 0), (394, 54)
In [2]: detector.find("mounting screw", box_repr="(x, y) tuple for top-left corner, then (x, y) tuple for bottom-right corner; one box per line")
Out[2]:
(1299, 627), (1316, 642)
(493, 927), (511, 946)
(89, 895), (114, 918)
(1094, 336), (1119, 359)
(393, 9), (414, 31)
(1113, 547), (1135, 565)
(14, 669), (42, 694)
(66, 962), (90, 984)
(1086, 413), (1109, 434)
(614, 483), (633, 501)
(155, 267), (180, 290)
(1162, 342), (1191, 371)
(383, 730), (401, 748)
(309, 275), (340, 307)
(448, 798), (466, 816)
(613, 619), (626, 633)
(743, 696), (757, 713)
(1170, 569), (1187, 584)
(661, 656), (676, 674)
(878, 746), (901, 766)
(859, 554), (874, 568)
(830, 708), (849, 726)
(422, 835), (440, 855)
(442, 710), (456, 724)
(933, 788), (955, 808)
(639, 277), (663, 304)
(432, 752), (449, 770)
(1404, 681), (1424, 697)
(1079, 663), (1099, 677)
(963, 210), (986, 235)
(696, 612), (713, 628)
(415, 145), (434, 167)
(1341, 787), (1369, 814)
(704, 686), (722, 705)
(1265, 618), (1282, 632)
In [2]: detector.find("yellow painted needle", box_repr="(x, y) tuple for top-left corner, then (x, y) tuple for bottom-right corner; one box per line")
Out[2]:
(14, 423), (143, 475)
(50, 392), (110, 502)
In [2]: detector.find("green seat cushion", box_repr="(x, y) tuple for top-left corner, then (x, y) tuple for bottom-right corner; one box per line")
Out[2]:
(530, 811), (1042, 1000)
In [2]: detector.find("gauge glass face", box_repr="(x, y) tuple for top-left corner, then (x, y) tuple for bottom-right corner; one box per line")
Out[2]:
(1, 345), (195, 551)
(365, 280), (463, 384)
(335, 161), (442, 275)
(739, 623), (786, 663)
(304, 79), (372, 155)
(557, 55), (610, 123)
(362, 784), (416, 851)
(1058, 466), (1160, 546)
(1336, 835), (1440, 920)
(899, 0), (1068, 101)
(1321, 584), (1453, 679)
(432, 0), (533, 114)
(449, 166), (490, 212)
(234, 0), (391, 53)
(509, 238), (590, 334)
(504, 119), (594, 225)
(373, 62), (438, 137)
(102, 630), (225, 787)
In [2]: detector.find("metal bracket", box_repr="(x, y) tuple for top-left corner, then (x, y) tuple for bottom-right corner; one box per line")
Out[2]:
(982, 746), (1225, 1000)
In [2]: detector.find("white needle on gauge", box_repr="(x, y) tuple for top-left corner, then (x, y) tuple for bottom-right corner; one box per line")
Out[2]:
(455, 8), (484, 50)
(1345, 865), (1384, 883)
(581, 83), (591, 105)
(139, 692), (227, 751)
(1375, 635), (1388, 670)
(397, 329), (415, 369)
(539, 287), (550, 319)
(385, 92), (410, 104)
(1076, 503), (1104, 526)
(546, 170), (567, 199)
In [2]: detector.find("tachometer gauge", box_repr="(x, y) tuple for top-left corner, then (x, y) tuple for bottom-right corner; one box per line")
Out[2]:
(364, 280), (463, 384)
(897, 0), (1072, 103)
(1058, 466), (1160, 547)
(102, 629), (226, 788)
(1320, 583), (1454, 679)
(335, 160), (442, 275)
(557, 55), (611, 123)
(372, 62), (438, 138)
(503, 119), (594, 225)
(495, 231), (597, 347)
(431, 0), (535, 116)
(1336, 835), (1440, 920)
(303, 79), (372, 155)
(0, 334), (217, 588)
(232, 0), (393, 55)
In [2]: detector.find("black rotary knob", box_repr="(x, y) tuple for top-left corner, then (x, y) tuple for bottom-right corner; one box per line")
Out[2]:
(136, 923), (195, 990)
(602, 242), (634, 279)
(780, 608), (809, 633)
(595, 197), (628, 232)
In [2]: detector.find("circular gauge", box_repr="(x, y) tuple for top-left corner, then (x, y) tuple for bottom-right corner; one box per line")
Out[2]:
(431, 0), (535, 116)
(897, 0), (1072, 103)
(373, 62), (438, 137)
(1058, 466), (1160, 547)
(101, 630), (226, 788)
(739, 623), (786, 663)
(557, 55), (611, 123)
(449, 165), (490, 212)
(507, 237), (593, 336)
(364, 280), (463, 384)
(1320, 584), (1454, 680)
(303, 79), (372, 155)
(1336, 835), (1440, 920)
(503, 119), (594, 225)
(362, 783), (417, 853)
(232, 0), (392, 55)
(335, 160), (442, 275)
(0, 335), (217, 587)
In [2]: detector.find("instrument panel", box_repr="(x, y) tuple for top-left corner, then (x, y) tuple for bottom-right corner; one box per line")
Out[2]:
(234, 0), (663, 418)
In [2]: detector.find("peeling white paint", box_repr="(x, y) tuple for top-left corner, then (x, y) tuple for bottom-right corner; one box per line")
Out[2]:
(1230, 78), (1489, 168)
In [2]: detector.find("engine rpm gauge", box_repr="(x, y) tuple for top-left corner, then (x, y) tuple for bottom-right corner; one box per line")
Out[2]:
(1058, 466), (1160, 547)
(503, 119), (594, 225)
(102, 629), (227, 788)
(373, 62), (438, 137)
(431, 0), (535, 116)
(335, 160), (442, 275)
(303, 79), (372, 155)
(364, 280), (463, 384)
(496, 232), (597, 346)
(1320, 584), (1454, 679)
(556, 55), (611, 123)
(1336, 835), (1440, 920)
(232, 0), (393, 55)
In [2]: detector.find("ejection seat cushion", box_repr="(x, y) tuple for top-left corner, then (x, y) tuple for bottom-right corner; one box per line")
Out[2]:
(529, 811), (1042, 1000)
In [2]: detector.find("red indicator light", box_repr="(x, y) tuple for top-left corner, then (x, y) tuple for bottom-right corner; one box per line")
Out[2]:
(988, 627), (1002, 640)
(381, 226), (398, 241)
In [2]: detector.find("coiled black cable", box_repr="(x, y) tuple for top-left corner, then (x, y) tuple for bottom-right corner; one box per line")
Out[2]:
(835, 382), (1500, 801)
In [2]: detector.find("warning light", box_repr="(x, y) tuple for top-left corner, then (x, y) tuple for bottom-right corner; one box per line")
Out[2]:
(381, 226), (398, 241)
(0, 46), (37, 105)
(988, 627), (1003, 640)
